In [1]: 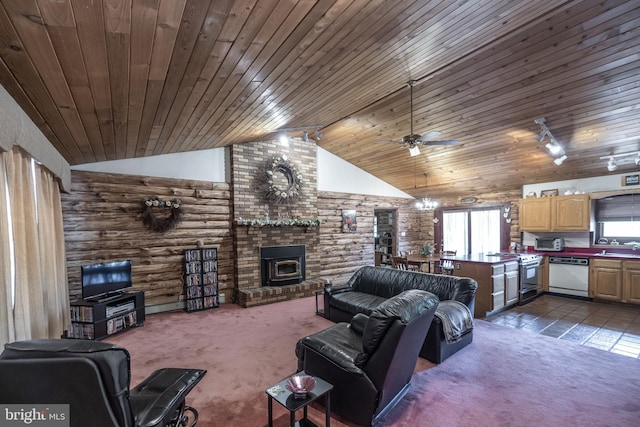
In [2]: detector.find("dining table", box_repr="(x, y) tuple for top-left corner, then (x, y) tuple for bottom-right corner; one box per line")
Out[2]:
(406, 254), (441, 273)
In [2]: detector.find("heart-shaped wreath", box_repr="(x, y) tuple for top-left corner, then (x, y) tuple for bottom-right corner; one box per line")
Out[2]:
(141, 197), (183, 232)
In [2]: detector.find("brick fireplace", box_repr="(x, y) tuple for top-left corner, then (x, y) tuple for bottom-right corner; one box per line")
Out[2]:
(232, 139), (325, 307)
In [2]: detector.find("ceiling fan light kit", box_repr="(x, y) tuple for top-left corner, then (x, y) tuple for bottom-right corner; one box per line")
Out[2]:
(534, 117), (567, 165)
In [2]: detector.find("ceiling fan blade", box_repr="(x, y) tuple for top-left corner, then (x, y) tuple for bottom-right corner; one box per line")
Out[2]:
(419, 140), (459, 146)
(417, 131), (443, 141)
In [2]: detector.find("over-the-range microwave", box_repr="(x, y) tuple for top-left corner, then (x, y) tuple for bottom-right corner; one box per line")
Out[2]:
(534, 237), (565, 252)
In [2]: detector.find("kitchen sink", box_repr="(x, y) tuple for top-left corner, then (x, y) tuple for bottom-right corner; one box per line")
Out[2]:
(596, 252), (640, 259)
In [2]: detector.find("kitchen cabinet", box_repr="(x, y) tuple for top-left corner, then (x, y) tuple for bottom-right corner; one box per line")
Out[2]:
(552, 195), (590, 231)
(539, 257), (548, 292)
(454, 259), (519, 318)
(519, 197), (551, 231)
(490, 263), (505, 312)
(622, 261), (640, 304)
(519, 194), (590, 232)
(590, 259), (622, 301)
(504, 261), (519, 307)
(590, 258), (640, 305)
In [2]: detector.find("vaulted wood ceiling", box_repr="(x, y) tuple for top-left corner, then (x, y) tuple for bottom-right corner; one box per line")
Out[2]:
(0, 0), (638, 198)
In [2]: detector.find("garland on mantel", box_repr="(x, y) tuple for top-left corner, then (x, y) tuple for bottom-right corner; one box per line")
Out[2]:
(236, 217), (320, 227)
(141, 197), (183, 232)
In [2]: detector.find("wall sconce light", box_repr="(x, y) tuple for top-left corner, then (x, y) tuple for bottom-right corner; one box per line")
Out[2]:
(599, 152), (640, 172)
(279, 133), (290, 146)
(534, 117), (567, 165)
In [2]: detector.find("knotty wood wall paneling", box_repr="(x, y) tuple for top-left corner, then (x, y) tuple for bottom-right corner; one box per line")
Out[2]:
(62, 170), (233, 307)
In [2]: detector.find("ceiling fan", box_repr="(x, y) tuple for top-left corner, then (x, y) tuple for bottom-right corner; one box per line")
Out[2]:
(379, 80), (458, 156)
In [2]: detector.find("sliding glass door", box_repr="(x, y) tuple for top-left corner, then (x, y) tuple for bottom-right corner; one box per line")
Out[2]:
(440, 206), (504, 255)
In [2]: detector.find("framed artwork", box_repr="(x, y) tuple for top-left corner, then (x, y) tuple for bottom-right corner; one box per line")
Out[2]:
(342, 209), (357, 233)
(540, 189), (559, 197)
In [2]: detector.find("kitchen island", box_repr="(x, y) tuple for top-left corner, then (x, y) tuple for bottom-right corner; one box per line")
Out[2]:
(442, 253), (525, 318)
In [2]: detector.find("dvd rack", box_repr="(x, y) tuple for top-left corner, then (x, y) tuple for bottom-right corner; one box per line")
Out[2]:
(184, 247), (219, 312)
(67, 291), (145, 340)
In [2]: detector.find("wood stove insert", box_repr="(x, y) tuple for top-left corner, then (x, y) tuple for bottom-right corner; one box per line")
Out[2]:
(260, 245), (306, 286)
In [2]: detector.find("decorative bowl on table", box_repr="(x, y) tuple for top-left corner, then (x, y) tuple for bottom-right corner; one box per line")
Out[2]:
(285, 374), (316, 399)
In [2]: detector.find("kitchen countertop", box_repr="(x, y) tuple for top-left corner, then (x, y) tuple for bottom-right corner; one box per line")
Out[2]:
(441, 253), (521, 264)
(441, 249), (640, 263)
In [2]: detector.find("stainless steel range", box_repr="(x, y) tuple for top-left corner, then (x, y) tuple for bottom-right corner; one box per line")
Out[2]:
(490, 253), (543, 305)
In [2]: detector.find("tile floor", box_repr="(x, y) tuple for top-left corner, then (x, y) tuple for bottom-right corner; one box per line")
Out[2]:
(486, 294), (640, 359)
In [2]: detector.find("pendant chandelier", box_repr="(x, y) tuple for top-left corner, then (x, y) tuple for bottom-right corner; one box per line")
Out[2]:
(416, 197), (438, 210)
(415, 172), (438, 211)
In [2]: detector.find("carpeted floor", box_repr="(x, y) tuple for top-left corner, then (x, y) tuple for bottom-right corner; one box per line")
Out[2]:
(107, 296), (640, 427)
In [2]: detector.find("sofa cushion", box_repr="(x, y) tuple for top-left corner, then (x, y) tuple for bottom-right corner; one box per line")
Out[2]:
(330, 291), (386, 317)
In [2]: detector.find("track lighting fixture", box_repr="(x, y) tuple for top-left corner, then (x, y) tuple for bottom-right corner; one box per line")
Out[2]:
(553, 155), (567, 166)
(268, 126), (323, 143)
(600, 152), (640, 171)
(534, 117), (567, 165)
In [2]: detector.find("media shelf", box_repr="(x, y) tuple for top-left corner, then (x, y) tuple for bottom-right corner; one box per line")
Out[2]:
(67, 291), (145, 340)
(184, 247), (219, 313)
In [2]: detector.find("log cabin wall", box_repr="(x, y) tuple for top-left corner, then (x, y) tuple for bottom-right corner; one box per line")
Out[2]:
(317, 192), (423, 286)
(61, 171), (234, 311)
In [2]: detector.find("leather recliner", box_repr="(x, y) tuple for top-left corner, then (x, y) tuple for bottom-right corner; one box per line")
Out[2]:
(295, 289), (439, 426)
(0, 339), (206, 427)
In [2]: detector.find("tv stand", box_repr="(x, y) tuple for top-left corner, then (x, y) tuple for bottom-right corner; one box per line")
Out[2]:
(92, 292), (126, 304)
(67, 291), (145, 340)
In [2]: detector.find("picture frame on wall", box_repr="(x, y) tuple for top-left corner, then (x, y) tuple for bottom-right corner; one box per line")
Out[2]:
(342, 209), (357, 233)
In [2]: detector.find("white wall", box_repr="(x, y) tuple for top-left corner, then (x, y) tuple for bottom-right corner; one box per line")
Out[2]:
(316, 147), (413, 198)
(72, 144), (414, 199)
(522, 172), (640, 197)
(72, 148), (228, 182)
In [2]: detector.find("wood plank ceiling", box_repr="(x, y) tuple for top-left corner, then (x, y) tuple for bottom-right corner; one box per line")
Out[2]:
(0, 0), (639, 198)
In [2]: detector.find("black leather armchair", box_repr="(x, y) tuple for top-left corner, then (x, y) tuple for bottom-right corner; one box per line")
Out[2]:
(295, 289), (439, 426)
(0, 339), (206, 427)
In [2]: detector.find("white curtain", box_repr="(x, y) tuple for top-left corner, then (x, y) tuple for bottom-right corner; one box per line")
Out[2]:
(0, 147), (69, 347)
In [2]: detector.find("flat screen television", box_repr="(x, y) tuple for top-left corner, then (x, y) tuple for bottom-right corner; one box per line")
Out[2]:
(81, 259), (132, 301)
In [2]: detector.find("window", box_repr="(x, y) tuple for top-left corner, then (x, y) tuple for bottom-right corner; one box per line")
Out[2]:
(438, 205), (507, 255)
(595, 194), (640, 244)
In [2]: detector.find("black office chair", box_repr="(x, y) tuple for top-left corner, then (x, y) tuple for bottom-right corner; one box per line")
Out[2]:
(0, 339), (206, 427)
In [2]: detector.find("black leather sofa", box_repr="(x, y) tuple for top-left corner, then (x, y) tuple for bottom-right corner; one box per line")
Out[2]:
(323, 266), (478, 363)
(296, 289), (439, 426)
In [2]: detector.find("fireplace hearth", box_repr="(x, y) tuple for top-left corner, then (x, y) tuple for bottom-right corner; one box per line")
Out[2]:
(260, 245), (306, 286)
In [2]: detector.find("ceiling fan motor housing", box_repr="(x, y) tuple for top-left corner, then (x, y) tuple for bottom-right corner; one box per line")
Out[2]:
(402, 134), (422, 144)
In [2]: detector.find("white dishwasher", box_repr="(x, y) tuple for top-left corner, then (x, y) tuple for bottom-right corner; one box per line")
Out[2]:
(548, 256), (590, 298)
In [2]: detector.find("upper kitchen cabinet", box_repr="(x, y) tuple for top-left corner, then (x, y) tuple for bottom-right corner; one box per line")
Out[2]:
(519, 197), (551, 231)
(520, 194), (590, 232)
